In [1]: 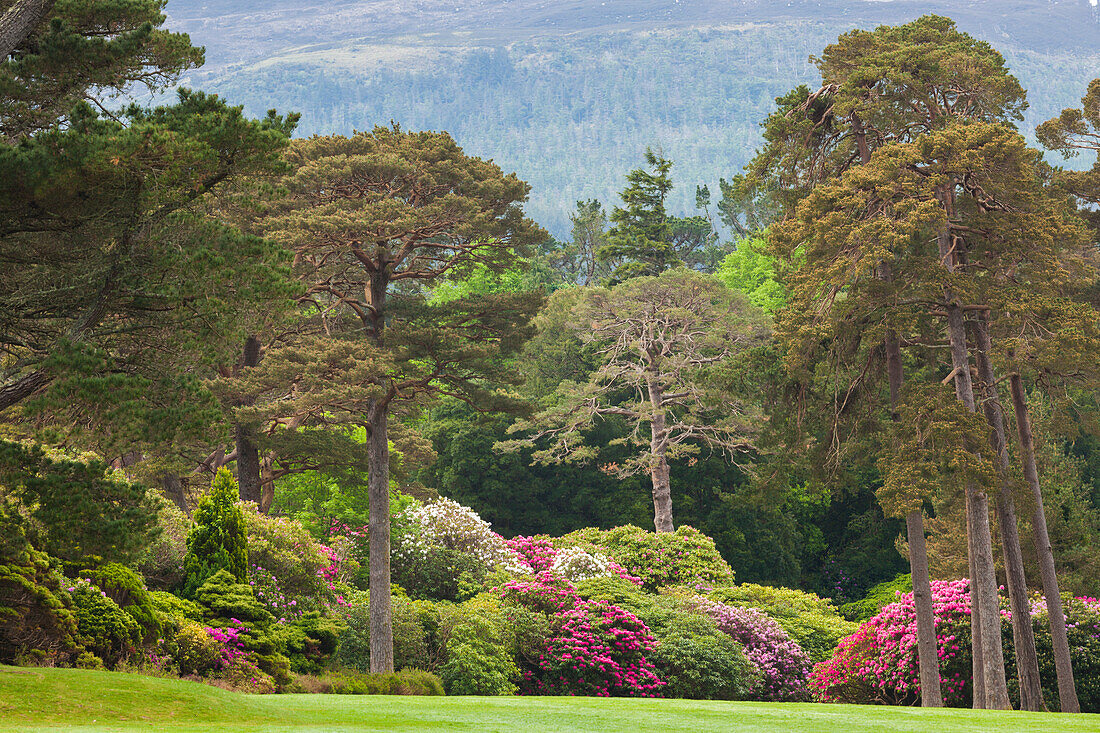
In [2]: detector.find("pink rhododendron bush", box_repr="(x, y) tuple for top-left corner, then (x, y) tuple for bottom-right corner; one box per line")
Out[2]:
(499, 572), (663, 697)
(810, 579), (972, 705)
(810, 580), (1100, 711)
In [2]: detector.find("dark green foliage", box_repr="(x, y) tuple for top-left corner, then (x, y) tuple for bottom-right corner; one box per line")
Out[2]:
(0, 0), (204, 138)
(0, 439), (159, 565)
(839, 574), (912, 622)
(80, 563), (160, 641)
(273, 612), (346, 675)
(1033, 599), (1100, 712)
(182, 469), (247, 598)
(597, 148), (676, 281)
(70, 581), (141, 667)
(440, 614), (518, 695)
(0, 90), (297, 455)
(192, 569), (273, 628)
(0, 499), (79, 664)
(391, 544), (485, 603)
(650, 622), (760, 700)
(337, 594), (430, 672)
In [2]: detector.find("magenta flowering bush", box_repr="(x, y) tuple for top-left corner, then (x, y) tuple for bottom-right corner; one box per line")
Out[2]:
(204, 621), (250, 669)
(507, 536), (643, 585)
(500, 571), (664, 697)
(694, 598), (813, 701)
(809, 578), (972, 705)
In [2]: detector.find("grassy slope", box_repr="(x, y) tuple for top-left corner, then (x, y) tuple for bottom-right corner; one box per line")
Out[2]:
(2, 667), (1100, 733)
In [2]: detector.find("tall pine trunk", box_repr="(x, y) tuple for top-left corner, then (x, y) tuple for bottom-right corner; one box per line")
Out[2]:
(646, 371), (674, 533)
(0, 0), (55, 60)
(971, 317), (1043, 711)
(934, 197), (1010, 709)
(366, 272), (395, 673)
(234, 336), (263, 504)
(885, 326), (943, 707)
(1010, 373), (1080, 713)
(367, 400), (393, 672)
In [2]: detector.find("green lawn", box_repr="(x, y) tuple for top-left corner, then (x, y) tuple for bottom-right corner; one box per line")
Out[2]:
(2, 666), (1099, 733)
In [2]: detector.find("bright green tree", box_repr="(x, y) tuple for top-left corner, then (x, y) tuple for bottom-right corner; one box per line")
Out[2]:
(182, 468), (247, 598)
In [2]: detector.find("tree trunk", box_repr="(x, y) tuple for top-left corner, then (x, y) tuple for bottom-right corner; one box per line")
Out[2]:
(885, 327), (943, 707)
(906, 509), (944, 706)
(1010, 373), (1080, 713)
(0, 0), (54, 61)
(645, 370), (674, 533)
(366, 270), (395, 673)
(935, 206), (1010, 710)
(972, 318), (1044, 711)
(161, 473), (190, 516)
(234, 336), (263, 504)
(367, 400), (393, 673)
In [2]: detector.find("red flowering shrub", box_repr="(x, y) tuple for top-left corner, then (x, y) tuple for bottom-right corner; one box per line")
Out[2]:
(809, 578), (972, 705)
(500, 571), (663, 697)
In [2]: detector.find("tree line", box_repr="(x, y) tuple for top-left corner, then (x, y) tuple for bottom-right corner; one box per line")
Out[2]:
(3, 4), (1100, 709)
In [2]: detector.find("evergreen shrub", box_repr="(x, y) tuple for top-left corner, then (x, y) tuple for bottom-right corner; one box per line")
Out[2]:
(182, 468), (247, 598)
(0, 501), (80, 665)
(69, 578), (142, 667)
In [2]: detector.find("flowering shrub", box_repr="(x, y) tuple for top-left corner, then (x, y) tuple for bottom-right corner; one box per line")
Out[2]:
(557, 525), (733, 590)
(500, 572), (663, 697)
(174, 621), (224, 676)
(241, 505), (333, 610)
(217, 654), (277, 693)
(1033, 596), (1100, 712)
(393, 499), (528, 600)
(695, 597), (813, 701)
(205, 622), (250, 669)
(508, 536), (643, 585)
(710, 583), (857, 664)
(396, 498), (526, 572)
(809, 578), (972, 705)
(248, 564), (303, 622)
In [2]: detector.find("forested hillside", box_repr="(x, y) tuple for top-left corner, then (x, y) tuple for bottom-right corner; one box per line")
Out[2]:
(164, 0), (1100, 234)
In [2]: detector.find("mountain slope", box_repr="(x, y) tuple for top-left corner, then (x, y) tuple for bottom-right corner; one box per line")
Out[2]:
(164, 0), (1100, 234)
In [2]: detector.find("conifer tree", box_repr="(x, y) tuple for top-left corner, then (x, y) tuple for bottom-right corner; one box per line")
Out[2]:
(182, 468), (247, 598)
(266, 125), (543, 672)
(502, 269), (768, 533)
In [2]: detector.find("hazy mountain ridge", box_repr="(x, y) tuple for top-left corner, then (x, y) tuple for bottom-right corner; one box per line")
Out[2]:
(164, 0), (1100, 235)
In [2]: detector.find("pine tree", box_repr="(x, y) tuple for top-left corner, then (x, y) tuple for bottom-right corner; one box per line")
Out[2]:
(265, 124), (544, 672)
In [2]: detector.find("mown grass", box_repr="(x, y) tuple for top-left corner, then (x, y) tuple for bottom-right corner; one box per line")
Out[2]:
(2, 666), (1099, 733)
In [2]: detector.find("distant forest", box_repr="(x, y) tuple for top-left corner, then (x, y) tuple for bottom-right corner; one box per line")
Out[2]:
(197, 24), (1100, 235)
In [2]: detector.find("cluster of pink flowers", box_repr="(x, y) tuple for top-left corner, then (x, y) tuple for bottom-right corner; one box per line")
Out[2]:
(500, 571), (664, 697)
(809, 578), (972, 705)
(506, 536), (643, 586)
(247, 563), (302, 622)
(694, 598), (813, 701)
(204, 620), (249, 669)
